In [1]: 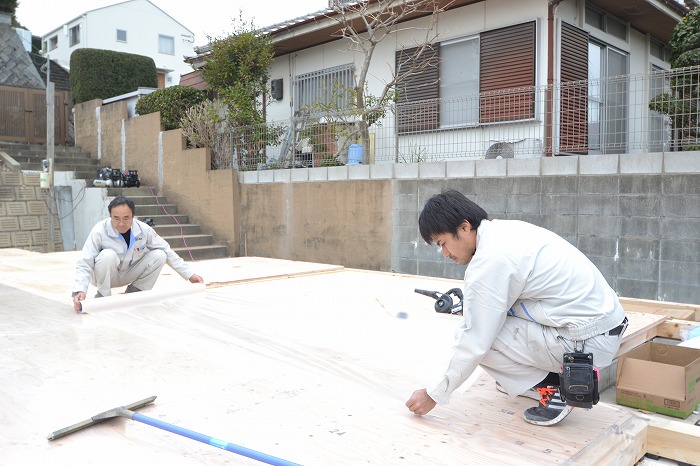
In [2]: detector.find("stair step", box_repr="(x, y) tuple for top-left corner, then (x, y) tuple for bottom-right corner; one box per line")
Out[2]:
(161, 234), (214, 248)
(152, 224), (202, 236)
(172, 244), (228, 261)
(129, 195), (169, 205)
(132, 204), (178, 216)
(108, 187), (157, 197)
(140, 213), (189, 225)
(8, 155), (98, 165)
(0, 143), (87, 153)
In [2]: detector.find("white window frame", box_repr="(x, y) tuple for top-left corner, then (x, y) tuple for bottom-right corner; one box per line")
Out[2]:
(69, 25), (80, 47)
(117, 29), (127, 43)
(158, 34), (175, 55)
(587, 41), (629, 154)
(439, 36), (480, 128)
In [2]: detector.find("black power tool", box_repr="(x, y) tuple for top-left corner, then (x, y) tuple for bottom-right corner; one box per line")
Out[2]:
(414, 288), (464, 315)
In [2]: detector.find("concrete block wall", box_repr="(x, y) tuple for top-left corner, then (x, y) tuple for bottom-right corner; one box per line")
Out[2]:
(238, 152), (699, 303)
(395, 153), (700, 304)
(0, 169), (62, 252)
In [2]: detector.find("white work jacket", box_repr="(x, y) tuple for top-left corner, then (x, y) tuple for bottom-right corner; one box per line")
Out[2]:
(427, 219), (625, 405)
(73, 218), (193, 293)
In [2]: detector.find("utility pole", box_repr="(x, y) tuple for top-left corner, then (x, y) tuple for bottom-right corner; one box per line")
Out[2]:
(46, 56), (56, 252)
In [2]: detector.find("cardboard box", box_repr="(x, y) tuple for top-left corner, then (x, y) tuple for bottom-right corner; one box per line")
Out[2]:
(616, 341), (700, 418)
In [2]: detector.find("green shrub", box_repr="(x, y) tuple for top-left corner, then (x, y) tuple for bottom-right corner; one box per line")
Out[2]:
(135, 86), (207, 130)
(70, 48), (157, 104)
(0, 0), (18, 14)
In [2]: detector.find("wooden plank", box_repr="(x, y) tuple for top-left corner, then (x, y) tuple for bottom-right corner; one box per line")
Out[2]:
(565, 414), (647, 466)
(616, 311), (667, 356)
(656, 318), (700, 341)
(0, 249), (344, 306)
(619, 297), (700, 321)
(646, 417), (700, 464)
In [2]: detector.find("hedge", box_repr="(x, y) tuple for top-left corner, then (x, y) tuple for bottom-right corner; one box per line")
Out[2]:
(70, 48), (157, 104)
(134, 85), (207, 130)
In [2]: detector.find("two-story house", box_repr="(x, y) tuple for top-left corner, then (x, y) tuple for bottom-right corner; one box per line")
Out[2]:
(40, 0), (195, 88)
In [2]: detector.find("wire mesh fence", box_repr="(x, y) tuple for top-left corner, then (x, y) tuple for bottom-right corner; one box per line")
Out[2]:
(206, 65), (700, 170)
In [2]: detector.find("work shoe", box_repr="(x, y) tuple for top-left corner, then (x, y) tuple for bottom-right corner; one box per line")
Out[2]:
(495, 381), (540, 401)
(94, 291), (103, 298)
(523, 386), (574, 426)
(125, 284), (141, 293)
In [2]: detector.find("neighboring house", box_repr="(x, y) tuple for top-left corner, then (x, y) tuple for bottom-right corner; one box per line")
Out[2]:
(40, 0), (195, 89)
(188, 0), (692, 165)
(30, 53), (71, 92)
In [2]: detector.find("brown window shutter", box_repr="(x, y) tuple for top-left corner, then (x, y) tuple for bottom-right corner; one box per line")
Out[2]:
(395, 46), (439, 133)
(480, 21), (536, 123)
(559, 21), (589, 154)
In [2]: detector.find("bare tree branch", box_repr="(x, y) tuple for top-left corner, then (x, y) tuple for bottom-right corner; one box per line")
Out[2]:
(313, 0), (449, 162)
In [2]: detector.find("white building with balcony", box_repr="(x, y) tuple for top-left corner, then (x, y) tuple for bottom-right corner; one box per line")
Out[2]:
(40, 0), (195, 88)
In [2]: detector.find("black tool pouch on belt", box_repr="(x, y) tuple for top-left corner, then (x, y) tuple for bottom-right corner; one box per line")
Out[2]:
(559, 352), (599, 409)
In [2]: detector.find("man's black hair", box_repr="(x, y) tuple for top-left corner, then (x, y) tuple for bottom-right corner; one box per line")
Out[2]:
(108, 196), (135, 215)
(418, 190), (489, 244)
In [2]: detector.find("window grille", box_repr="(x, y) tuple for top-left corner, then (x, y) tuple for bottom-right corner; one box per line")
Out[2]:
(292, 64), (354, 114)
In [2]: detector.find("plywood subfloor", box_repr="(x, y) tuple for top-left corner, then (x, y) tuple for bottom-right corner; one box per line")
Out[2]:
(0, 256), (650, 466)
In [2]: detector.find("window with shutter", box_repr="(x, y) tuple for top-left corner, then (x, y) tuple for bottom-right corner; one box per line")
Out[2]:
(395, 46), (439, 133)
(560, 22), (589, 154)
(395, 22), (536, 133)
(479, 22), (536, 123)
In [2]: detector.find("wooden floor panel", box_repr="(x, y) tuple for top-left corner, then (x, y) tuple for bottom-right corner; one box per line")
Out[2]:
(0, 263), (650, 465)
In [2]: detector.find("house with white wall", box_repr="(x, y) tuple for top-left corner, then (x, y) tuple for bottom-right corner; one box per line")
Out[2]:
(241, 0), (689, 166)
(40, 0), (195, 88)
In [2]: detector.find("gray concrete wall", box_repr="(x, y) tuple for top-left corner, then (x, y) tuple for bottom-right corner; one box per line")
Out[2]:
(388, 154), (700, 304)
(238, 151), (700, 304)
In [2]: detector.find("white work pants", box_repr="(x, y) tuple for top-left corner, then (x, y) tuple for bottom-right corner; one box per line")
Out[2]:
(92, 249), (167, 297)
(481, 315), (623, 397)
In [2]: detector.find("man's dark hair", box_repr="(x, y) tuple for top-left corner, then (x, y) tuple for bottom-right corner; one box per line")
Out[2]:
(418, 190), (488, 244)
(108, 196), (135, 215)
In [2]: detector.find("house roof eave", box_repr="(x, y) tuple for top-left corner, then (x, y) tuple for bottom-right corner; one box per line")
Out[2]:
(586, 0), (687, 43)
(184, 0), (688, 65)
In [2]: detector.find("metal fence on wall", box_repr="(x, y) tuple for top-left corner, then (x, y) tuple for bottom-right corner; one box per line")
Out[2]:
(211, 65), (700, 171)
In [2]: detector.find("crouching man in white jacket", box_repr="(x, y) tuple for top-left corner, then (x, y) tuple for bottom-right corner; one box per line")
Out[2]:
(72, 196), (204, 312)
(405, 190), (627, 426)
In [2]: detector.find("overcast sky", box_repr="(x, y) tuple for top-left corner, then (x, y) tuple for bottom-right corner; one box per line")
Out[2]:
(15, 0), (328, 46)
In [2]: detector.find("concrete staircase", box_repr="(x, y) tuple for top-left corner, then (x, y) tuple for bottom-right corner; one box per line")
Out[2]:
(0, 143), (229, 261)
(107, 187), (229, 261)
(0, 142), (100, 183)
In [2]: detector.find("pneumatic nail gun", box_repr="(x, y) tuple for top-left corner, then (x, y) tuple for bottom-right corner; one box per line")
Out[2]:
(414, 288), (464, 315)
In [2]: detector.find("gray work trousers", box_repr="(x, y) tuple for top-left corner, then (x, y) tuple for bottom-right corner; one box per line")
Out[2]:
(481, 315), (623, 397)
(92, 249), (167, 297)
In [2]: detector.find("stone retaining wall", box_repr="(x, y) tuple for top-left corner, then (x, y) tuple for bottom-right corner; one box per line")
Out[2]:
(0, 168), (62, 252)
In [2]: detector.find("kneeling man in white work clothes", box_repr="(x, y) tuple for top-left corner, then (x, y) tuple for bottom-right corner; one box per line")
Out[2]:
(72, 196), (204, 312)
(405, 190), (627, 426)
